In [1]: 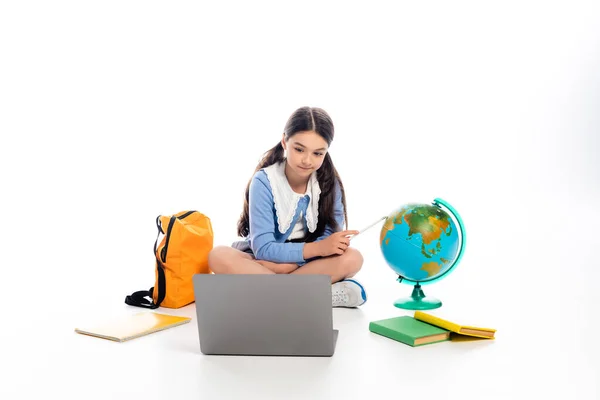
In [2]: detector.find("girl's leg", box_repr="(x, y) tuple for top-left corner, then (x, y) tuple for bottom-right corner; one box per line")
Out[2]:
(208, 246), (275, 275)
(209, 245), (366, 307)
(291, 247), (364, 283)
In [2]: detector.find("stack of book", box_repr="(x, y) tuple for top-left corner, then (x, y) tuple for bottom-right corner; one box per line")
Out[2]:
(369, 311), (496, 347)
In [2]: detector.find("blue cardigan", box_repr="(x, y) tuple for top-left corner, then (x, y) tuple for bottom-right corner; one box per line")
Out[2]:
(241, 169), (345, 264)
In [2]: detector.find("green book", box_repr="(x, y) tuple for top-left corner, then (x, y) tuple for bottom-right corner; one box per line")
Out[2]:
(369, 316), (450, 347)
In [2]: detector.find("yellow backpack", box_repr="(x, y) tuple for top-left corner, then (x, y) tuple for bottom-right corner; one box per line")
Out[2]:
(126, 210), (214, 309)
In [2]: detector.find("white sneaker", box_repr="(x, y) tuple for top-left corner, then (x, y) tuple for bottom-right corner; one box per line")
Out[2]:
(331, 279), (367, 308)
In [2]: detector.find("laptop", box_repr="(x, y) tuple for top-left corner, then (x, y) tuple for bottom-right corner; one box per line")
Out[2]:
(192, 274), (339, 356)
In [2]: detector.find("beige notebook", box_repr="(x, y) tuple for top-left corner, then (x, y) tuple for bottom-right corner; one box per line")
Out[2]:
(75, 312), (191, 342)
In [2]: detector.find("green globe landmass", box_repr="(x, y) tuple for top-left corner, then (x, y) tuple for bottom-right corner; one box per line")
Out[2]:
(404, 205), (452, 243)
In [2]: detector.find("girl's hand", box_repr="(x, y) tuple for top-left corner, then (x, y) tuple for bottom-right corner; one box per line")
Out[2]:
(318, 230), (359, 257)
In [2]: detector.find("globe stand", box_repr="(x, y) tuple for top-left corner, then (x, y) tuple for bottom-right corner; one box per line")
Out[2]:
(393, 282), (442, 310)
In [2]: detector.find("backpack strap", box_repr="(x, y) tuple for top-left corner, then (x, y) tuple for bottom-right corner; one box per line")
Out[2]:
(124, 289), (157, 309)
(124, 216), (170, 309)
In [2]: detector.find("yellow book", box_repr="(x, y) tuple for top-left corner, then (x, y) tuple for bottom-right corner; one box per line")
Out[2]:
(414, 311), (496, 339)
(75, 312), (191, 342)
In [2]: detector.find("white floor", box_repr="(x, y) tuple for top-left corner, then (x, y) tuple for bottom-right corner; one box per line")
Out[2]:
(4, 193), (599, 400)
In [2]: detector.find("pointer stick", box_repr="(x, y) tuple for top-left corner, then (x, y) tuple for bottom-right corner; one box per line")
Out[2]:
(349, 216), (387, 240)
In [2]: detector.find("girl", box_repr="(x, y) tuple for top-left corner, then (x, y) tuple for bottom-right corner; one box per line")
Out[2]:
(208, 106), (367, 308)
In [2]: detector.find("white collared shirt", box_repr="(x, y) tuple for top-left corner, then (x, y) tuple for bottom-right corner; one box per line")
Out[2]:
(263, 161), (321, 238)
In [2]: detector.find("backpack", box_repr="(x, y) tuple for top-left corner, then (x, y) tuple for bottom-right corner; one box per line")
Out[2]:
(125, 210), (214, 309)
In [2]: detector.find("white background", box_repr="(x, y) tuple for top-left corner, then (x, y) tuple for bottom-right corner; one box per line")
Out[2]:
(1, 1), (599, 399)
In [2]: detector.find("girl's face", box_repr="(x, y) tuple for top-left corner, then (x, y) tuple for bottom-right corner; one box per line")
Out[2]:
(282, 131), (329, 178)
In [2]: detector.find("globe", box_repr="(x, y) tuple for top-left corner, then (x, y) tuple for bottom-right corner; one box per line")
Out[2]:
(379, 198), (466, 310)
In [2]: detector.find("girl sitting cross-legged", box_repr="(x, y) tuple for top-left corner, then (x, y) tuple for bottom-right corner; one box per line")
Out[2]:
(208, 106), (367, 308)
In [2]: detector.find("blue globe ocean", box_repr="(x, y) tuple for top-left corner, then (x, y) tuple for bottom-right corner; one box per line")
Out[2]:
(380, 202), (461, 285)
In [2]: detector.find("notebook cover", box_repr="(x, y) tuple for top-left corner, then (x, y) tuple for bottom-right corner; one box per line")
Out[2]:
(75, 312), (191, 342)
(414, 311), (496, 339)
(369, 316), (450, 347)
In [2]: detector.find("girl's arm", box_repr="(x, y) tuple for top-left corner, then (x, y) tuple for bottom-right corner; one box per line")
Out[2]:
(248, 172), (307, 264)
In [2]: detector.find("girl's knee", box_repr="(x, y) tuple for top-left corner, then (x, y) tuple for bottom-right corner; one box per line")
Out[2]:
(340, 248), (363, 276)
(208, 245), (254, 274)
(208, 246), (232, 273)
